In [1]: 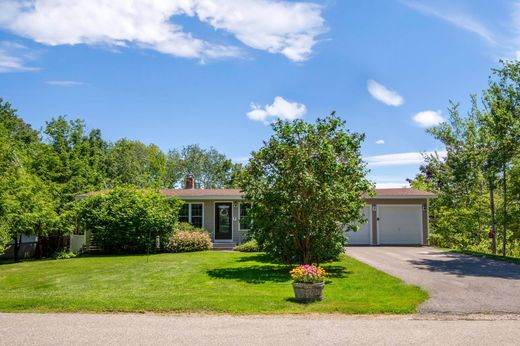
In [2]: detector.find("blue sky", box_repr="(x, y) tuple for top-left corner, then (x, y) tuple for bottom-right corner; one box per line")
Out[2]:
(0, 0), (518, 187)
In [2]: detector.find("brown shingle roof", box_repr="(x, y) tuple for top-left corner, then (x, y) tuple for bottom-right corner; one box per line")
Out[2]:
(371, 188), (436, 197)
(161, 187), (435, 198)
(79, 187), (435, 199)
(161, 188), (242, 197)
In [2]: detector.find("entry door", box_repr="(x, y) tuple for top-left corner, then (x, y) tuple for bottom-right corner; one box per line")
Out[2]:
(215, 203), (233, 240)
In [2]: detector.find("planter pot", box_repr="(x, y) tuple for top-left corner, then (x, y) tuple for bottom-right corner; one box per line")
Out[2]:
(292, 282), (324, 302)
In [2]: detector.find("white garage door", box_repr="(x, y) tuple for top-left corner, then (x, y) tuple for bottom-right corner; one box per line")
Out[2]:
(345, 206), (371, 245)
(378, 205), (422, 245)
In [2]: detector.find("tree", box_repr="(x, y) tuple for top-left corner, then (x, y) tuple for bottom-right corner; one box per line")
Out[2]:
(0, 105), (57, 261)
(409, 61), (520, 256)
(481, 61), (520, 255)
(167, 144), (237, 188)
(239, 114), (372, 264)
(106, 139), (167, 188)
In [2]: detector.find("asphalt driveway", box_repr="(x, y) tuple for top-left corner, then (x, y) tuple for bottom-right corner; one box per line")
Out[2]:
(346, 247), (520, 314)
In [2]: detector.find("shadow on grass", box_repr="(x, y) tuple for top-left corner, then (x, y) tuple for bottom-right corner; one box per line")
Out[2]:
(234, 253), (276, 264)
(207, 264), (350, 284)
(207, 265), (291, 284)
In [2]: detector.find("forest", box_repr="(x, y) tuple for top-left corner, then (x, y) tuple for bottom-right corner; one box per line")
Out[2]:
(409, 61), (520, 257)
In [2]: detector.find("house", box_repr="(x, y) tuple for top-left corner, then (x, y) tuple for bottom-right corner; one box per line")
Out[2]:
(70, 176), (436, 252)
(162, 177), (436, 246)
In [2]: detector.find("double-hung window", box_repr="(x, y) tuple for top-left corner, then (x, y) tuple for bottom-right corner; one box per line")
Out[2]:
(239, 203), (252, 231)
(179, 203), (204, 228)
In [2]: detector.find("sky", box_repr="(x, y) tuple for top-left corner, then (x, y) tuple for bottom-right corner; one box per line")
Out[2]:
(0, 0), (518, 188)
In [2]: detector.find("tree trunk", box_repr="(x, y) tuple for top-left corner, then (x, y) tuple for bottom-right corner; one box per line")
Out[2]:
(490, 187), (497, 255)
(13, 234), (21, 263)
(502, 165), (507, 256)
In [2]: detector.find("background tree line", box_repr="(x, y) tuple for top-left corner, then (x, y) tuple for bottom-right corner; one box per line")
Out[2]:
(408, 61), (520, 257)
(0, 101), (242, 259)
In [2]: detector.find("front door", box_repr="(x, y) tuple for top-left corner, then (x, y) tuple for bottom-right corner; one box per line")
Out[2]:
(215, 203), (233, 240)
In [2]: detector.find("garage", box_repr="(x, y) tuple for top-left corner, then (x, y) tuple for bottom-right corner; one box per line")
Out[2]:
(343, 188), (435, 246)
(377, 205), (423, 245)
(345, 206), (371, 245)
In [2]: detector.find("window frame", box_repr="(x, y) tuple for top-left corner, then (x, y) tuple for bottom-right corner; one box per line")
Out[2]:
(179, 202), (205, 228)
(239, 202), (251, 231)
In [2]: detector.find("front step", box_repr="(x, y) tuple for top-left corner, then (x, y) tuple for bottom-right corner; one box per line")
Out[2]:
(212, 242), (236, 251)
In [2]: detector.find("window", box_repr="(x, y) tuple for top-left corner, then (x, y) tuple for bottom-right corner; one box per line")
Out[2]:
(191, 203), (203, 228)
(178, 203), (204, 228)
(239, 203), (251, 230)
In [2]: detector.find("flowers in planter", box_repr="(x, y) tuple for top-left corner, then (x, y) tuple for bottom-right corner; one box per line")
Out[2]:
(290, 265), (327, 283)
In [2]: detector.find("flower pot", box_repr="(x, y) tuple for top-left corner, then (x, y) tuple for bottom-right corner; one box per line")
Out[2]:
(292, 282), (324, 302)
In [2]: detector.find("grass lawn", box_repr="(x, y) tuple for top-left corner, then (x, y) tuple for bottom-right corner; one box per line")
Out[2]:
(448, 249), (520, 265)
(0, 251), (427, 314)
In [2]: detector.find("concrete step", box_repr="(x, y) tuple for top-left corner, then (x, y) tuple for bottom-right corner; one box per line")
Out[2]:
(211, 243), (236, 251)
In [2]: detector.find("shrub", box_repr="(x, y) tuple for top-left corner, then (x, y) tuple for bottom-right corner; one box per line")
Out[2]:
(76, 186), (183, 254)
(167, 231), (212, 253)
(52, 249), (77, 260)
(176, 222), (210, 234)
(290, 265), (327, 283)
(233, 239), (259, 252)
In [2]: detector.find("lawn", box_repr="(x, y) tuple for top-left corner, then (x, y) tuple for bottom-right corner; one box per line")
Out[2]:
(0, 251), (427, 314)
(449, 249), (520, 265)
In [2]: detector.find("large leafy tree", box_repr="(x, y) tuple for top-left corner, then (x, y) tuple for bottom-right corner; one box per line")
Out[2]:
(240, 114), (372, 264)
(106, 139), (167, 188)
(166, 144), (238, 188)
(0, 108), (58, 261)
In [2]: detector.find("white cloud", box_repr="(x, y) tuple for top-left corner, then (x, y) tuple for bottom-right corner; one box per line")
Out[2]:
(365, 150), (447, 167)
(401, 1), (496, 44)
(0, 41), (38, 72)
(247, 96), (306, 123)
(375, 139), (385, 145)
(45, 80), (84, 87)
(367, 80), (404, 106)
(413, 110), (445, 128)
(0, 0), (326, 62)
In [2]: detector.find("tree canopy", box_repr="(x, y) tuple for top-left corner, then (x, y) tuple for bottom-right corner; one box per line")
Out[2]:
(409, 61), (520, 256)
(239, 114), (372, 264)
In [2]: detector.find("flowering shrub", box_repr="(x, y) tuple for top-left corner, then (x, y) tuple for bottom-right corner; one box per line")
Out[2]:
(167, 231), (212, 253)
(290, 265), (327, 283)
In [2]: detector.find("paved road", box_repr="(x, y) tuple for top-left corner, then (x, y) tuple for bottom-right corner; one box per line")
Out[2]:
(1, 313), (519, 346)
(347, 246), (520, 314)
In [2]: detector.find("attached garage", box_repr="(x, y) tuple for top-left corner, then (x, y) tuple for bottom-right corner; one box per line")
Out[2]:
(377, 205), (423, 245)
(345, 206), (371, 245)
(345, 188), (435, 246)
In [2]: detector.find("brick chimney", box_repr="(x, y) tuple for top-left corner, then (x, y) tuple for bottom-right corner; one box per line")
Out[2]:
(185, 175), (195, 189)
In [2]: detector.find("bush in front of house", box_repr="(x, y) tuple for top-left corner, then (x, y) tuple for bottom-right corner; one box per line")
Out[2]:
(176, 222), (210, 234)
(233, 239), (259, 252)
(76, 186), (183, 254)
(167, 230), (212, 253)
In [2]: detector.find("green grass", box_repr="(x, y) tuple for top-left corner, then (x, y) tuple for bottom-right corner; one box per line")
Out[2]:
(0, 252), (427, 314)
(448, 249), (520, 265)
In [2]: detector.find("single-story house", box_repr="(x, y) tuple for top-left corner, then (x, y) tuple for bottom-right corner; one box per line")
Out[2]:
(71, 176), (436, 252)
